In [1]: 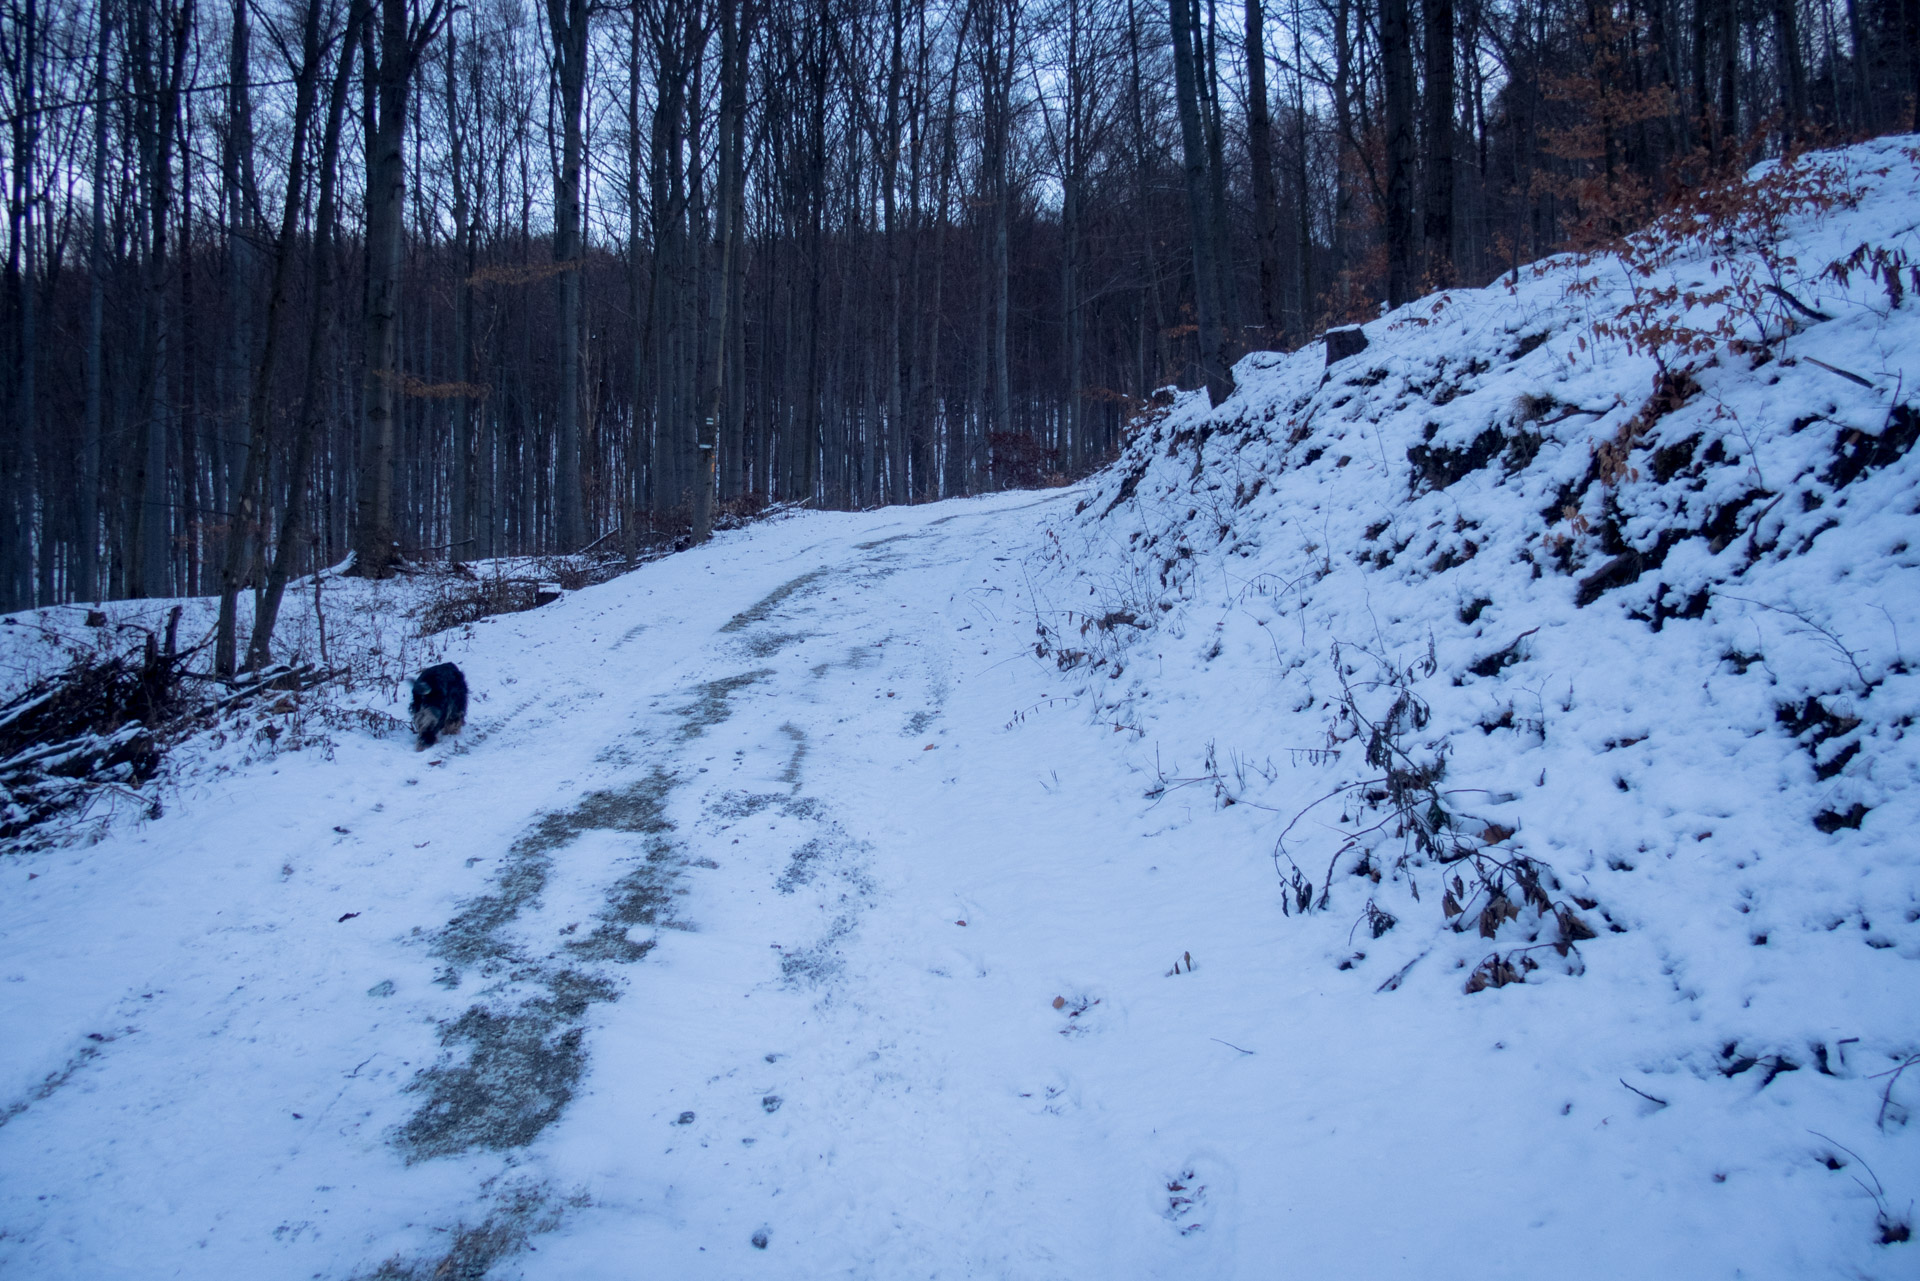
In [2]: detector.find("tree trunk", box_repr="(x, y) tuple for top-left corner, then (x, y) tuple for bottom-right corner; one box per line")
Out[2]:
(1771, 0), (1807, 144)
(252, 0), (365, 668)
(446, 23), (474, 554)
(1845, 0), (1866, 133)
(216, 0), (327, 676)
(883, 0), (908, 504)
(1717, 0), (1738, 146)
(922, 9), (968, 500)
(1382, 0), (1417, 306)
(1127, 0), (1169, 388)
(1906, 0), (1920, 134)
(177, 95), (201, 598)
(10, 0), (40, 610)
(1245, 0), (1282, 340)
(220, 0), (258, 551)
(1331, 0), (1355, 289)
(1168, 0), (1234, 404)
(79, 0), (113, 602)
(547, 0), (588, 550)
(1421, 0), (1455, 285)
(1290, 0), (1313, 327)
(625, 1), (647, 553)
(128, 0), (193, 601)
(693, 0), (744, 544)
(1062, 0), (1086, 465)
(985, 0), (1014, 447)
(351, 0), (445, 577)
(1201, 0), (1235, 342)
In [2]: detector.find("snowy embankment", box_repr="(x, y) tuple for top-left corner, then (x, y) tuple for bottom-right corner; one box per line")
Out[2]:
(1042, 134), (1920, 1265)
(0, 136), (1916, 1280)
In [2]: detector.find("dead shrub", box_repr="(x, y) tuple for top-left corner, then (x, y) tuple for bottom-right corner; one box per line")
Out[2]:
(1273, 641), (1607, 987)
(714, 492), (769, 530)
(1573, 151), (1872, 375)
(416, 573), (550, 635)
(988, 431), (1061, 491)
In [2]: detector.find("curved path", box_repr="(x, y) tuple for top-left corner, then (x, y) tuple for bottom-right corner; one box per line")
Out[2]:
(2, 490), (1251, 1279)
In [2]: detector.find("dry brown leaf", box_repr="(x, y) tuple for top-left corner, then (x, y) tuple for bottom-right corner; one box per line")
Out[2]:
(1478, 895), (1519, 939)
(1557, 907), (1598, 942)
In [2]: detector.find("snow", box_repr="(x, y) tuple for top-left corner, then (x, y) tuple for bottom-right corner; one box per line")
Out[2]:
(5, 136), (1920, 1279)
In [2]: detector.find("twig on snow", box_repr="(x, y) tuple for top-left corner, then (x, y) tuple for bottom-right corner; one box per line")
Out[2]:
(1619, 1078), (1669, 1108)
(1870, 1054), (1920, 1131)
(1713, 592), (1873, 691)
(1375, 949), (1429, 994)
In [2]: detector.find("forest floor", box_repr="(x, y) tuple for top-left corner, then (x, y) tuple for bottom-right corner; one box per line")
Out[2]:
(6, 135), (1920, 1280)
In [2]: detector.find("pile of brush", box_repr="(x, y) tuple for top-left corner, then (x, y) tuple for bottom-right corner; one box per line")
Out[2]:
(0, 609), (188, 843)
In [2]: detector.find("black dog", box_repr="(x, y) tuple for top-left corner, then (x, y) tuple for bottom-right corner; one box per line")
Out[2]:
(410, 662), (468, 751)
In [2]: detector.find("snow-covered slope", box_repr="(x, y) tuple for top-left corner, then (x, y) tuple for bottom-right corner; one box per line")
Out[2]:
(1042, 133), (1920, 1263)
(2, 137), (1917, 1281)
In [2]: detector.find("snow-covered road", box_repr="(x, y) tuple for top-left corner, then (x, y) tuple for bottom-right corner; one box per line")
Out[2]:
(4, 489), (1211, 1279)
(3, 480), (1903, 1280)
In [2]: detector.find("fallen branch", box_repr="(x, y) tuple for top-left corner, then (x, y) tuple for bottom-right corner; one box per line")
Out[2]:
(1766, 283), (1832, 321)
(1803, 356), (1875, 388)
(1619, 1078), (1669, 1108)
(574, 525), (623, 555)
(1375, 949), (1429, 994)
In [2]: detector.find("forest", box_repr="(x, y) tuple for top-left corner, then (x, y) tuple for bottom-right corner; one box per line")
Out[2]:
(0, 0), (1915, 659)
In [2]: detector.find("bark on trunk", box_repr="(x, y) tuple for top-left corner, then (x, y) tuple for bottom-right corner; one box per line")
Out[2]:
(1245, 0), (1282, 340)
(547, 0), (588, 550)
(1168, 0), (1235, 405)
(693, 0), (744, 544)
(1421, 0), (1454, 285)
(1382, 0), (1417, 307)
(351, 0), (444, 577)
(79, 0), (112, 602)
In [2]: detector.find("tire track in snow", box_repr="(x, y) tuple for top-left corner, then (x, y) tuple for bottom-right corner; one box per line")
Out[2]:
(376, 547), (904, 1274)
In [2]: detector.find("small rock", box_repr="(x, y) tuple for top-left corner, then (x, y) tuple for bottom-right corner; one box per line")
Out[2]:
(1325, 326), (1369, 365)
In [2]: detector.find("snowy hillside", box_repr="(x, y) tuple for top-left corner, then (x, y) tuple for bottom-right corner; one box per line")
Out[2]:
(1, 136), (1917, 1280)
(1044, 134), (1920, 1264)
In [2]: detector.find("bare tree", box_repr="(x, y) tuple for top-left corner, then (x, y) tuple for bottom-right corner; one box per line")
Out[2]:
(1421, 0), (1453, 284)
(1246, 0), (1282, 339)
(5, 0), (1909, 617)
(350, 0), (448, 578)
(1168, 0), (1233, 404)
(216, 0), (336, 675)
(546, 0), (590, 550)
(251, 0), (367, 668)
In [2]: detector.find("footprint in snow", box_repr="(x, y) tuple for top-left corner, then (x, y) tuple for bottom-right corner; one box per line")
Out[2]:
(1015, 1070), (1075, 1116)
(1159, 1153), (1238, 1262)
(1052, 992), (1102, 1035)
(1164, 1168), (1207, 1233)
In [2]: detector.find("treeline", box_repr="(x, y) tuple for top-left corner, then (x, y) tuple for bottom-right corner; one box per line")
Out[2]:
(2, 0), (1915, 655)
